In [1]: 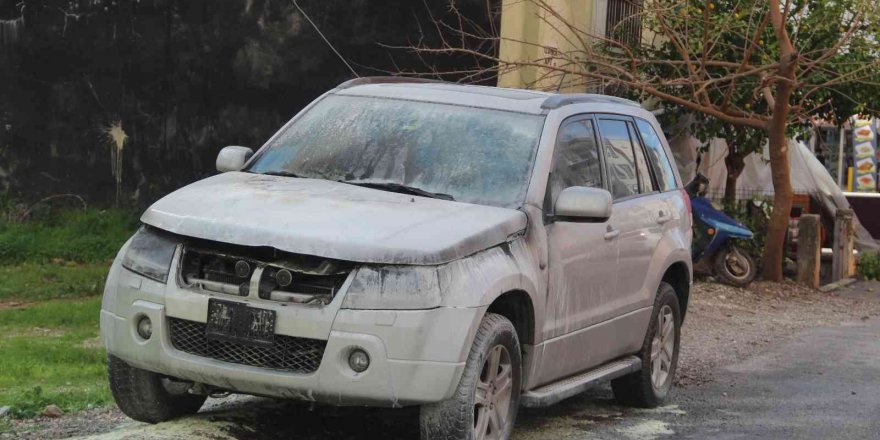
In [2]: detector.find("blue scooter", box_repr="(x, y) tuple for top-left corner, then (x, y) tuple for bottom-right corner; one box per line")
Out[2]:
(685, 174), (757, 287)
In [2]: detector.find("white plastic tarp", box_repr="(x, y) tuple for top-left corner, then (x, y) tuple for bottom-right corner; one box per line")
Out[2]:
(669, 135), (878, 249)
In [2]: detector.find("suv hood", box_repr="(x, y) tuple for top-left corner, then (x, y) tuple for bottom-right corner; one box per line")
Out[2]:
(141, 172), (527, 265)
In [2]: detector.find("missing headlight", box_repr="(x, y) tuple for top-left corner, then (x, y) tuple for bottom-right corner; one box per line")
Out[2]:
(122, 226), (179, 283)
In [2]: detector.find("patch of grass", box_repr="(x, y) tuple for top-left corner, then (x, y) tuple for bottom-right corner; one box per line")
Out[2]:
(0, 205), (136, 302)
(0, 208), (137, 265)
(0, 297), (111, 418)
(0, 204), (136, 418)
(720, 197), (772, 268)
(0, 262), (110, 302)
(858, 251), (880, 281)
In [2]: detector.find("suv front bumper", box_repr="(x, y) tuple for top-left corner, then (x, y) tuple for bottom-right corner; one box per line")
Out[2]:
(100, 258), (484, 407)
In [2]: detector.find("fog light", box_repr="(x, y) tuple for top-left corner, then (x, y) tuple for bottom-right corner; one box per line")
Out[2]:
(348, 349), (370, 373)
(136, 316), (153, 340)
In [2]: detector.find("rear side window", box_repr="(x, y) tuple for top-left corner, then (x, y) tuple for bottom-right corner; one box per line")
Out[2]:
(636, 119), (678, 191)
(597, 119), (639, 199)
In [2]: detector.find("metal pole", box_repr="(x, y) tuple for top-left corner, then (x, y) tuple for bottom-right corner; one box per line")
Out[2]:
(837, 125), (846, 189)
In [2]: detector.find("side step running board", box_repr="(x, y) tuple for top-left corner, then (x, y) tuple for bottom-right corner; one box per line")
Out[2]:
(520, 356), (641, 408)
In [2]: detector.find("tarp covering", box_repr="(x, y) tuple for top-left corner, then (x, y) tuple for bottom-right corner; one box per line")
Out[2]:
(669, 135), (878, 250)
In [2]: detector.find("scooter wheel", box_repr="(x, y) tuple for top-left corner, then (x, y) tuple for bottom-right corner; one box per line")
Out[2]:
(714, 245), (757, 287)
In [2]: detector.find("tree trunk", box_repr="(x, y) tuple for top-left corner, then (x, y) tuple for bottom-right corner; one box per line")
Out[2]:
(723, 151), (745, 206)
(763, 0), (797, 282)
(763, 121), (793, 281)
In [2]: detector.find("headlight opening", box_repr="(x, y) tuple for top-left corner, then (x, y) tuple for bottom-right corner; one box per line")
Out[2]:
(121, 226), (178, 283)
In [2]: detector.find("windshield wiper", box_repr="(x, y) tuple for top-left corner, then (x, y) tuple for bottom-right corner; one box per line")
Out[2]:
(339, 181), (455, 201)
(256, 170), (305, 178)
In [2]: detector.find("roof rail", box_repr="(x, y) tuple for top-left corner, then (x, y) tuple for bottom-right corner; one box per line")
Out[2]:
(335, 76), (446, 90)
(541, 93), (640, 110)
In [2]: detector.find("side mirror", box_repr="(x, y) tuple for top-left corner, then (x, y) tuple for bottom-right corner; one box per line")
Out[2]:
(216, 146), (254, 172)
(554, 187), (613, 221)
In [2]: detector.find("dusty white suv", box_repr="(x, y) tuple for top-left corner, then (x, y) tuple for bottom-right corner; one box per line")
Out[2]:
(101, 77), (692, 439)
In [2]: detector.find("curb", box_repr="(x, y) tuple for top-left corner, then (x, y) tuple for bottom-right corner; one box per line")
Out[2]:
(819, 278), (857, 293)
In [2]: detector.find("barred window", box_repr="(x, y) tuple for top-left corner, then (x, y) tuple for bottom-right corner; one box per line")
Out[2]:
(606, 0), (643, 47)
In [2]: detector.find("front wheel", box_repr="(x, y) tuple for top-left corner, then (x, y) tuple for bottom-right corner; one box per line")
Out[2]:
(108, 355), (206, 423)
(420, 313), (521, 440)
(714, 244), (757, 287)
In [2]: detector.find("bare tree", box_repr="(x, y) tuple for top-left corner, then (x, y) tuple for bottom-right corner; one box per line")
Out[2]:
(396, 0), (880, 281)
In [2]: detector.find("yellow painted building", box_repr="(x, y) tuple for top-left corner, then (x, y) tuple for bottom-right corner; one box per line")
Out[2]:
(497, 0), (644, 92)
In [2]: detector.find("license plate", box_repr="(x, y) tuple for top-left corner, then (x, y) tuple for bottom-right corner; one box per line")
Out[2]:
(206, 299), (276, 347)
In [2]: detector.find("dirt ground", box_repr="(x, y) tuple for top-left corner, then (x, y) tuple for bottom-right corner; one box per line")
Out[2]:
(4, 280), (880, 440)
(676, 279), (880, 387)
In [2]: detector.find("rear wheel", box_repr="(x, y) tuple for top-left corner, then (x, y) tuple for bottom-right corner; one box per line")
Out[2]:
(612, 282), (681, 408)
(420, 313), (521, 440)
(108, 355), (206, 423)
(714, 244), (757, 287)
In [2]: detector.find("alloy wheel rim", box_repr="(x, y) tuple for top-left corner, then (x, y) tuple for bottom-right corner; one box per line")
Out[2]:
(650, 305), (675, 389)
(474, 344), (513, 440)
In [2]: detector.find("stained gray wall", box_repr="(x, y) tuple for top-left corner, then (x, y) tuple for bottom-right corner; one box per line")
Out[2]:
(0, 0), (497, 206)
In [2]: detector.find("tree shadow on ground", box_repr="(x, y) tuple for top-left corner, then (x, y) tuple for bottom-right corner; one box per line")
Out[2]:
(202, 386), (632, 440)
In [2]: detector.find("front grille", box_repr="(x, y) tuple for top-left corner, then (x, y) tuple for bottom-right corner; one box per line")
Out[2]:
(179, 244), (351, 304)
(168, 318), (326, 374)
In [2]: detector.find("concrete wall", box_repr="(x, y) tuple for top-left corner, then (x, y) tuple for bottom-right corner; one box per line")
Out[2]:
(497, 0), (596, 92)
(0, 0), (496, 207)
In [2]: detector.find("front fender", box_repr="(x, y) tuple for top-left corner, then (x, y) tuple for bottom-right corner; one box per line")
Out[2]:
(714, 222), (754, 239)
(437, 239), (541, 309)
(102, 236), (134, 313)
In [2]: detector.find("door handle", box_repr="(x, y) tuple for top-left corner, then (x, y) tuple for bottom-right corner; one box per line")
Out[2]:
(604, 226), (620, 240)
(657, 210), (672, 225)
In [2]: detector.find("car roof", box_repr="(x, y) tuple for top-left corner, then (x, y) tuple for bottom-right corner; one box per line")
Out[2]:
(331, 78), (643, 116)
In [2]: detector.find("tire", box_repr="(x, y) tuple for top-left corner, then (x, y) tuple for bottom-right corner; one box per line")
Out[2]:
(108, 355), (207, 423)
(420, 313), (522, 440)
(612, 282), (681, 408)
(713, 244), (757, 287)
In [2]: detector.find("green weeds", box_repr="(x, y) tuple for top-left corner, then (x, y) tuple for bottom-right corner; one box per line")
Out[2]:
(858, 251), (880, 281)
(0, 200), (137, 418)
(0, 209), (137, 265)
(0, 262), (110, 301)
(0, 298), (111, 418)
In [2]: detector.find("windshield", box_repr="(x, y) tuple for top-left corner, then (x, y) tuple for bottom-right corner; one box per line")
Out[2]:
(246, 95), (545, 208)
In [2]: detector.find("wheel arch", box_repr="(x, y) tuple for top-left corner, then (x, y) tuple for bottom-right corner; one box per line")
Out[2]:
(660, 261), (691, 321)
(486, 290), (535, 347)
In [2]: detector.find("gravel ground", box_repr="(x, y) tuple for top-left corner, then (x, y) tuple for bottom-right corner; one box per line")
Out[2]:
(1, 407), (129, 440)
(676, 279), (880, 387)
(4, 280), (880, 440)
